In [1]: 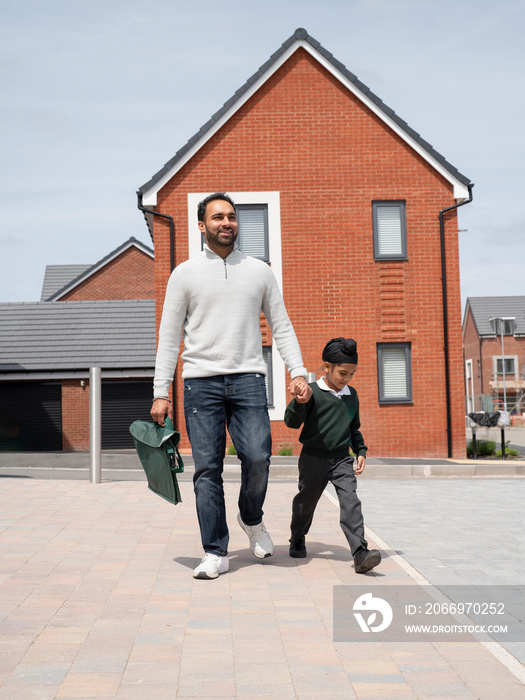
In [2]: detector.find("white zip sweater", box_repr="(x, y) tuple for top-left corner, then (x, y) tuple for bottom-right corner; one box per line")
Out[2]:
(153, 245), (307, 397)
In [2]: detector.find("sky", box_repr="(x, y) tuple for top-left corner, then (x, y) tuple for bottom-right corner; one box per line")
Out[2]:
(1, 0), (524, 313)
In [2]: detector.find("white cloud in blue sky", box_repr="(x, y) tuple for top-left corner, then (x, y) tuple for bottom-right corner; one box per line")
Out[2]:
(1, 0), (524, 311)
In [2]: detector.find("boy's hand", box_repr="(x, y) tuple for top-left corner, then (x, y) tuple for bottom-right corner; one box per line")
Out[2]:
(354, 455), (366, 475)
(289, 377), (312, 404)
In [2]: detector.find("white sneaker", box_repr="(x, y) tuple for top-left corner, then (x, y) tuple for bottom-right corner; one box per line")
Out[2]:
(237, 513), (274, 559)
(193, 553), (229, 579)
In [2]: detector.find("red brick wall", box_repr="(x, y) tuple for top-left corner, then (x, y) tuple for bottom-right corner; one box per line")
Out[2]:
(61, 247), (154, 300)
(151, 48), (466, 458)
(62, 380), (90, 451)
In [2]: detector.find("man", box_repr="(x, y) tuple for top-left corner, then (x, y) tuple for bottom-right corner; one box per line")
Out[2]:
(151, 192), (310, 580)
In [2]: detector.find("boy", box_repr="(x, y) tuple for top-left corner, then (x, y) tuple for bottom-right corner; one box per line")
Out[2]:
(285, 337), (381, 574)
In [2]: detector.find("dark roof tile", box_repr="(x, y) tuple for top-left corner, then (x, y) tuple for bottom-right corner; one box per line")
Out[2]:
(0, 300), (155, 373)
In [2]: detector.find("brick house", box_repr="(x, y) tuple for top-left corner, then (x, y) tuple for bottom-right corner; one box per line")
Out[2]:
(0, 238), (155, 451)
(463, 296), (525, 423)
(137, 28), (473, 458)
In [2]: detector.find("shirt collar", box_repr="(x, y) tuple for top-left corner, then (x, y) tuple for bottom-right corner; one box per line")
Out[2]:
(317, 377), (351, 398)
(203, 242), (240, 259)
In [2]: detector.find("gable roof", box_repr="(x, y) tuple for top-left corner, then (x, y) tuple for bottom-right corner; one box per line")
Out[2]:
(138, 27), (471, 206)
(465, 296), (525, 336)
(45, 237), (153, 302)
(41, 265), (92, 301)
(0, 300), (155, 377)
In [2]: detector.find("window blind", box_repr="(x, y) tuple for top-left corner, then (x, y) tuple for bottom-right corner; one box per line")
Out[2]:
(381, 346), (408, 399)
(377, 205), (403, 257)
(237, 205), (268, 261)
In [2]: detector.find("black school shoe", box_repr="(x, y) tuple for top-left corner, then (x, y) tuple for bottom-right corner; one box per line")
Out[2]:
(354, 548), (381, 573)
(289, 536), (307, 558)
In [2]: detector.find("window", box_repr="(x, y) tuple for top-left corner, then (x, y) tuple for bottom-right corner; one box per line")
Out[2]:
(377, 343), (412, 403)
(490, 318), (515, 336)
(496, 358), (516, 376)
(237, 204), (269, 262)
(372, 201), (407, 260)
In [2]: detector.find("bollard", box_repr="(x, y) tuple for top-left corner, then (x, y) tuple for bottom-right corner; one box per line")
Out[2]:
(89, 367), (102, 483)
(306, 372), (317, 383)
(471, 424), (477, 460)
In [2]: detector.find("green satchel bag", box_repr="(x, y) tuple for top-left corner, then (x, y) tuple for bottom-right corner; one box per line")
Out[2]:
(129, 416), (184, 504)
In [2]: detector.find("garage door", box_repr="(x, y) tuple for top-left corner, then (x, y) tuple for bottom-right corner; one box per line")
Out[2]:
(0, 382), (62, 451)
(101, 380), (153, 449)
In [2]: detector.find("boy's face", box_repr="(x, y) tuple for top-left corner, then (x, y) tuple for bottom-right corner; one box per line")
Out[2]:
(323, 362), (357, 393)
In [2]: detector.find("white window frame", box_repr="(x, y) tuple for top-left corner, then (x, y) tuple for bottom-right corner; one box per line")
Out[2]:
(187, 192), (286, 420)
(493, 355), (518, 379)
(465, 359), (474, 414)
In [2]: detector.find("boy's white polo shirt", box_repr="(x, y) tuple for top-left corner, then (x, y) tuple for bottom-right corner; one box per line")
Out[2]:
(317, 377), (351, 399)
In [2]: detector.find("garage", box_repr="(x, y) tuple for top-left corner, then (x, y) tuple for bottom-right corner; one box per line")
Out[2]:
(0, 381), (62, 451)
(101, 380), (153, 449)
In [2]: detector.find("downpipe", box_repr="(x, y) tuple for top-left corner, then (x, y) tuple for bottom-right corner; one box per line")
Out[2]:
(439, 183), (474, 457)
(137, 191), (175, 272)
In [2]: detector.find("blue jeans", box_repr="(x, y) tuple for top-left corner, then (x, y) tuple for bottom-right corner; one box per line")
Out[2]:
(184, 373), (272, 555)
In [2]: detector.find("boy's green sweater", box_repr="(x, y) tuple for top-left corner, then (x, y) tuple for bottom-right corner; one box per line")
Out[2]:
(284, 382), (367, 459)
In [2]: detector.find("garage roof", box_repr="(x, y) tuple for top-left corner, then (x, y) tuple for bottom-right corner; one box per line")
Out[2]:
(0, 300), (155, 375)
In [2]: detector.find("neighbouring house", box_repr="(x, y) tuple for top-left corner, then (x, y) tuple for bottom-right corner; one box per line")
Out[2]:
(0, 238), (155, 451)
(137, 28), (473, 458)
(463, 296), (525, 424)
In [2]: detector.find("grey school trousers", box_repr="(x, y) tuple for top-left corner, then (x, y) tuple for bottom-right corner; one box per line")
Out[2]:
(290, 451), (368, 556)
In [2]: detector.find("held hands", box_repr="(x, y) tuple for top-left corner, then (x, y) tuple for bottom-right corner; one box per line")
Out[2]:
(354, 455), (366, 475)
(288, 376), (313, 404)
(150, 398), (173, 426)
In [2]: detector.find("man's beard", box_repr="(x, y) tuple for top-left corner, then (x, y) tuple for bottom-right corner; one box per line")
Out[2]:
(206, 228), (238, 248)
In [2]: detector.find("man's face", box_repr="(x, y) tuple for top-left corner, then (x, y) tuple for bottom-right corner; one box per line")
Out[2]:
(198, 199), (238, 255)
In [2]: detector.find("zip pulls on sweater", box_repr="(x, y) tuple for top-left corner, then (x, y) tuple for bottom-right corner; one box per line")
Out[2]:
(203, 242), (238, 279)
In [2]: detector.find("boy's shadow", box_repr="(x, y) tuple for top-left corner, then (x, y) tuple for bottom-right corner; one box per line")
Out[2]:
(175, 542), (393, 576)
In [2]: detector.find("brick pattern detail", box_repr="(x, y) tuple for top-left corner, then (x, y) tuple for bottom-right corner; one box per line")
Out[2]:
(60, 247), (154, 301)
(379, 264), (407, 340)
(149, 48), (466, 458)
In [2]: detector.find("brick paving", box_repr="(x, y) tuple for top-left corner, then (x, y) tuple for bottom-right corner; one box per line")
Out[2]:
(0, 476), (524, 698)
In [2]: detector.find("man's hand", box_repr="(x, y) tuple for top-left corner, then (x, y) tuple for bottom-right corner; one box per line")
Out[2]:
(289, 376), (313, 404)
(354, 455), (366, 475)
(150, 398), (173, 426)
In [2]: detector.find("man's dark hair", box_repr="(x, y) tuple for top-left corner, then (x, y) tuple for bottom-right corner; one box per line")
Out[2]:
(197, 192), (236, 222)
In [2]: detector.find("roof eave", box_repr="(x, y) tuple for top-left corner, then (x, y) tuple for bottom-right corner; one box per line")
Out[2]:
(48, 238), (154, 301)
(139, 29), (471, 206)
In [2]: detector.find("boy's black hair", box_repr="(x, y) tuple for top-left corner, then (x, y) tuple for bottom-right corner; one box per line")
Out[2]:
(197, 192), (236, 222)
(322, 337), (358, 365)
